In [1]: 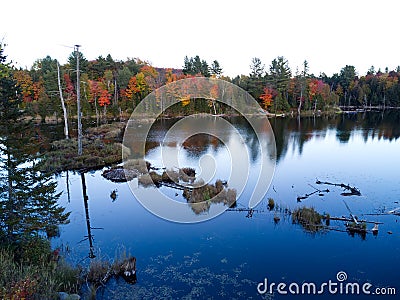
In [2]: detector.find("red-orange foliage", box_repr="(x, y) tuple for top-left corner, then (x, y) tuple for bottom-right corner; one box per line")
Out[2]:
(63, 73), (75, 102)
(308, 79), (319, 100)
(32, 80), (45, 101)
(13, 70), (34, 102)
(260, 87), (274, 109)
(98, 88), (111, 107)
(88, 80), (100, 103)
(210, 84), (219, 99)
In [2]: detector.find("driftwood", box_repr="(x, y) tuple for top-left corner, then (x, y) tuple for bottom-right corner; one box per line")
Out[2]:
(226, 207), (260, 218)
(329, 216), (383, 224)
(297, 185), (330, 202)
(119, 257), (137, 284)
(316, 180), (361, 196)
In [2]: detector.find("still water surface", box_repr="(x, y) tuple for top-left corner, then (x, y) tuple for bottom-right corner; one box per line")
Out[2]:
(52, 111), (400, 299)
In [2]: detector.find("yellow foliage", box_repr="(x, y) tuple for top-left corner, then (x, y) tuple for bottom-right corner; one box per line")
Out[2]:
(180, 95), (190, 107)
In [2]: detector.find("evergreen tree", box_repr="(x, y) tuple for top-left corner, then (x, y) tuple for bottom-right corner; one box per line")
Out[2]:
(0, 44), (69, 242)
(210, 60), (223, 77)
(248, 57), (266, 100)
(268, 56), (291, 111)
(182, 55), (210, 77)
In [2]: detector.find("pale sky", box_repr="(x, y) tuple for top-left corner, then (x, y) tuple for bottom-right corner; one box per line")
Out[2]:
(2, 0), (399, 77)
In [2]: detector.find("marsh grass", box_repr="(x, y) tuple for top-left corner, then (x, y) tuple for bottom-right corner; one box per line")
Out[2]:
(267, 198), (275, 210)
(0, 244), (81, 299)
(123, 159), (150, 174)
(85, 123), (125, 141)
(292, 207), (324, 232)
(43, 138), (122, 173)
(188, 180), (237, 214)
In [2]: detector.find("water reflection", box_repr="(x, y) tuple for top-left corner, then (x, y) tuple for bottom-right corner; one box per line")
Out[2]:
(80, 172), (96, 259)
(270, 110), (400, 162)
(52, 110), (400, 298)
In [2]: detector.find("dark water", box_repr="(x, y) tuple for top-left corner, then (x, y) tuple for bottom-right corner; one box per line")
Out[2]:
(52, 111), (400, 299)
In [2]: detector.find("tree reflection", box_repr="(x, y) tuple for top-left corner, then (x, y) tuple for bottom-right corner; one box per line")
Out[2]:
(269, 110), (400, 162)
(80, 172), (97, 259)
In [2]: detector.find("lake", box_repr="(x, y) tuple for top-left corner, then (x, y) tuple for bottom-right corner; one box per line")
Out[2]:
(52, 111), (400, 299)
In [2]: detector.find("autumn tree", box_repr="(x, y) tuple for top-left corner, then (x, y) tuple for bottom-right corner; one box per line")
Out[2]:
(98, 84), (111, 116)
(208, 84), (219, 114)
(88, 79), (101, 123)
(125, 72), (149, 108)
(259, 87), (274, 110)
(13, 70), (34, 103)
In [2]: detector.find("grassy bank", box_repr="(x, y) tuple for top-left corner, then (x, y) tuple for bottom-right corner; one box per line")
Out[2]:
(0, 237), (81, 299)
(42, 123), (126, 173)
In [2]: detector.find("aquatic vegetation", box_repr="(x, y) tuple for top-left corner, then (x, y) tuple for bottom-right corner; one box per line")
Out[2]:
(123, 158), (151, 174)
(162, 170), (179, 183)
(99, 252), (271, 299)
(267, 198), (275, 210)
(87, 259), (111, 287)
(324, 213), (331, 226)
(85, 123), (125, 141)
(346, 221), (367, 238)
(43, 138), (122, 173)
(102, 166), (138, 182)
(85, 255), (137, 297)
(180, 167), (196, 182)
(292, 207), (324, 232)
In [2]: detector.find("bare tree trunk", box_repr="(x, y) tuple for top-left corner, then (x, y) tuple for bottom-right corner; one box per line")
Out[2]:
(212, 101), (217, 115)
(114, 78), (118, 106)
(76, 45), (83, 156)
(57, 63), (69, 139)
(297, 88), (303, 115)
(383, 94), (386, 110)
(314, 98), (317, 113)
(94, 97), (99, 127)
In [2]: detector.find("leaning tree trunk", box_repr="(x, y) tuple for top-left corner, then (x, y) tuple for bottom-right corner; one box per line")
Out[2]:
(57, 63), (69, 139)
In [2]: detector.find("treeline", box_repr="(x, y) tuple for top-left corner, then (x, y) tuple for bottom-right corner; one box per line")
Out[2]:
(8, 49), (400, 121)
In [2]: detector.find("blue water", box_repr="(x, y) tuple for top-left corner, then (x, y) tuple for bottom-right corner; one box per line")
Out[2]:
(53, 112), (400, 299)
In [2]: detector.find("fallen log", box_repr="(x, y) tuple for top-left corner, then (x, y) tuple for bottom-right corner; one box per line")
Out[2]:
(316, 180), (361, 196)
(328, 216), (383, 224)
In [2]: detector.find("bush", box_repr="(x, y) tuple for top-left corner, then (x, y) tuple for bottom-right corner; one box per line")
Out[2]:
(0, 238), (82, 299)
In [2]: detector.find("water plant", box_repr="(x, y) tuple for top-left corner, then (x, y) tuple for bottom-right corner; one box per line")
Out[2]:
(292, 207), (324, 232)
(267, 198), (275, 210)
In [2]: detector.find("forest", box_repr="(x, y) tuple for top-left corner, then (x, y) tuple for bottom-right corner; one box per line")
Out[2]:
(1, 43), (400, 298)
(8, 49), (400, 121)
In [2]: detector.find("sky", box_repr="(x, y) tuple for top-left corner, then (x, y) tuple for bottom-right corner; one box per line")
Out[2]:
(2, 0), (399, 77)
